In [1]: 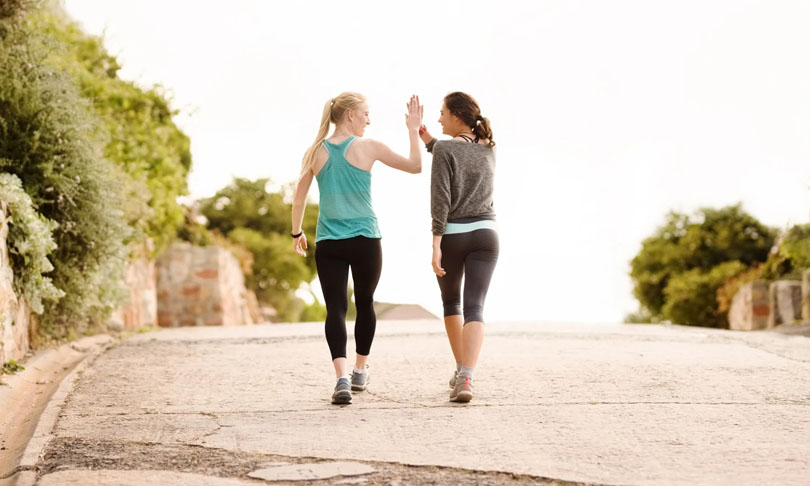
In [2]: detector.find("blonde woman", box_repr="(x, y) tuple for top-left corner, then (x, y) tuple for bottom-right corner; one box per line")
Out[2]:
(291, 93), (423, 405)
(420, 92), (498, 403)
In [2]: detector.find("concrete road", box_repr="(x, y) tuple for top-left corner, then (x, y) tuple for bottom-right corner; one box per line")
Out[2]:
(18, 320), (810, 485)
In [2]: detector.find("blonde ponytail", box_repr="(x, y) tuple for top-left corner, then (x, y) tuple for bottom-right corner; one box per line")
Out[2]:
(301, 99), (333, 175)
(300, 92), (367, 175)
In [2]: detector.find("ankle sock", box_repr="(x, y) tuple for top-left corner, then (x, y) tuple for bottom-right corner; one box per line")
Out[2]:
(459, 366), (474, 379)
(353, 366), (367, 375)
(339, 374), (351, 382)
(456, 362), (462, 373)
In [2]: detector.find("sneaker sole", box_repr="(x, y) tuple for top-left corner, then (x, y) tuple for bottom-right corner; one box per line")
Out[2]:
(451, 391), (473, 403)
(331, 391), (352, 405)
(351, 375), (370, 392)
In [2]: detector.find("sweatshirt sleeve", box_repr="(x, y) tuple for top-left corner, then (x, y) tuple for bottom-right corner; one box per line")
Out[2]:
(430, 143), (452, 235)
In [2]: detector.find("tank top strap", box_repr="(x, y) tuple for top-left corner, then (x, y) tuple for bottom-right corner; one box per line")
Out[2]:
(341, 136), (357, 157)
(322, 137), (356, 165)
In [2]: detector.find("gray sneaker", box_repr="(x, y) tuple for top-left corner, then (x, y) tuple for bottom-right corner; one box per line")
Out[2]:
(331, 378), (352, 405)
(350, 365), (370, 392)
(449, 375), (473, 403)
(449, 369), (458, 389)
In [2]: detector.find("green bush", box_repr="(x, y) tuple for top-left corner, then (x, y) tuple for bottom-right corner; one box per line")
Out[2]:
(0, 0), (28, 21)
(630, 205), (775, 327)
(779, 224), (810, 274)
(2, 359), (25, 374)
(623, 307), (655, 324)
(199, 178), (320, 322)
(32, 7), (191, 254)
(299, 301), (327, 322)
(662, 260), (748, 327)
(0, 173), (64, 313)
(226, 228), (314, 301)
(0, 6), (129, 337)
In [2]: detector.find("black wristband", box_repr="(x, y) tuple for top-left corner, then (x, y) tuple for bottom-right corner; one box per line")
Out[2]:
(291, 231), (303, 238)
(425, 138), (437, 153)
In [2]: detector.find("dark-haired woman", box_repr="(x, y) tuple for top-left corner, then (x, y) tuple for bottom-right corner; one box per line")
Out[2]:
(420, 92), (498, 403)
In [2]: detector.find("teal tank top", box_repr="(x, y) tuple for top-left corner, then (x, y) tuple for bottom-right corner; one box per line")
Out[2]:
(315, 136), (381, 242)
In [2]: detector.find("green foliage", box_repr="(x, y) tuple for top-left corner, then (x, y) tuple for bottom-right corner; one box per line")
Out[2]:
(32, 8), (191, 253)
(0, 5), (129, 336)
(630, 204), (775, 327)
(742, 224), (810, 282)
(623, 307), (655, 324)
(0, 173), (64, 313)
(2, 359), (25, 374)
(717, 264), (764, 315)
(299, 300), (327, 322)
(201, 178), (317, 238)
(199, 178), (320, 322)
(226, 227), (313, 300)
(662, 260), (748, 328)
(0, 0), (30, 21)
(775, 224), (810, 276)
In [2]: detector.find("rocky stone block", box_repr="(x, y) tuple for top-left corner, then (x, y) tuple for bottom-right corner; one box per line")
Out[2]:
(728, 281), (770, 331)
(768, 280), (802, 327)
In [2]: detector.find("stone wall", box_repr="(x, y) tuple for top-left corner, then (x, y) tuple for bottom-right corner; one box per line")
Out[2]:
(156, 242), (254, 327)
(2, 196), (257, 362)
(729, 279), (810, 331)
(802, 270), (810, 322)
(0, 201), (31, 363)
(768, 280), (803, 327)
(108, 241), (157, 331)
(728, 281), (770, 331)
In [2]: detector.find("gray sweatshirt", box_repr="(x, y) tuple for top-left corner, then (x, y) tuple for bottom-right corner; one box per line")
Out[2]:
(430, 140), (496, 235)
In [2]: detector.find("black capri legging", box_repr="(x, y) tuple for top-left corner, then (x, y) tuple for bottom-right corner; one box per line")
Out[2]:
(315, 236), (382, 360)
(437, 229), (499, 324)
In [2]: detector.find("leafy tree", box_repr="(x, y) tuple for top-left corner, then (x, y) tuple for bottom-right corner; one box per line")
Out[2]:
(201, 178), (291, 232)
(775, 224), (810, 275)
(31, 6), (191, 253)
(630, 204), (775, 327)
(198, 178), (321, 321)
(0, 4), (130, 336)
(662, 260), (748, 327)
(227, 228), (313, 300)
(0, 0), (28, 20)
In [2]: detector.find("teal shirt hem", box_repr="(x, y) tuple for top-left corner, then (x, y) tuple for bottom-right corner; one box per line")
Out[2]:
(315, 231), (382, 243)
(444, 220), (498, 235)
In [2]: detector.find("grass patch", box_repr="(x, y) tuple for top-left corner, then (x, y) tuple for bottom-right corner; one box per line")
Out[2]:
(2, 359), (25, 374)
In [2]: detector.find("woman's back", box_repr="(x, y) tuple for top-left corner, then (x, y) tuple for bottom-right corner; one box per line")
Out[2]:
(316, 136), (380, 242)
(431, 140), (496, 235)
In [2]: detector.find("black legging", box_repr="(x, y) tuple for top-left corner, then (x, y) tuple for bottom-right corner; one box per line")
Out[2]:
(437, 229), (499, 324)
(315, 236), (382, 360)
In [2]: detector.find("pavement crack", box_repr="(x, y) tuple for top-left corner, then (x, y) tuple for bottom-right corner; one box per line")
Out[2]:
(0, 464), (34, 480)
(363, 389), (432, 408)
(55, 400), (810, 422)
(736, 341), (810, 364)
(40, 437), (596, 485)
(191, 411), (223, 443)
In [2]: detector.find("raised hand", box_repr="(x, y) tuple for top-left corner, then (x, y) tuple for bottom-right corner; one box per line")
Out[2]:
(405, 95), (423, 132)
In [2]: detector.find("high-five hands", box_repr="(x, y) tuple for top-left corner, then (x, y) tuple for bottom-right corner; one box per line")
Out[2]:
(405, 95), (423, 131)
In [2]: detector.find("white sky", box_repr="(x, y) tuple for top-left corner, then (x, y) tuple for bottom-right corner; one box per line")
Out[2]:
(62, 0), (810, 323)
